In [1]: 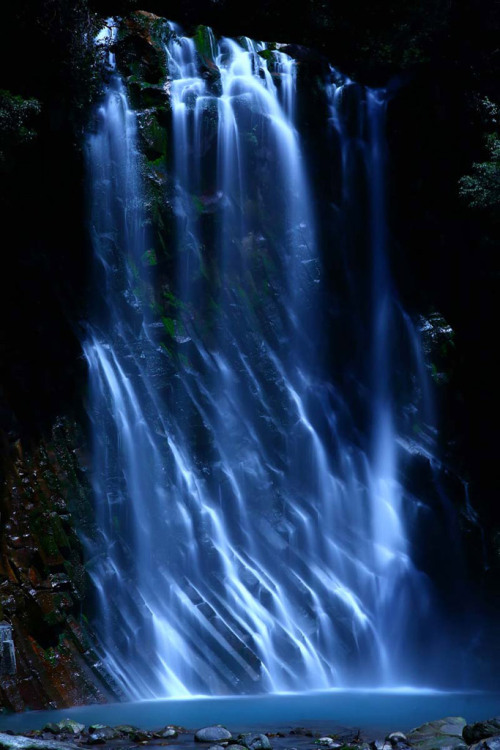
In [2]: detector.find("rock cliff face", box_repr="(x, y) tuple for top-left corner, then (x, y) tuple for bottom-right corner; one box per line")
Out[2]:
(0, 418), (121, 710)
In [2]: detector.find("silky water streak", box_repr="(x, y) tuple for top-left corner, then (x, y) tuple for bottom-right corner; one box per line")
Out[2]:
(83, 24), (447, 698)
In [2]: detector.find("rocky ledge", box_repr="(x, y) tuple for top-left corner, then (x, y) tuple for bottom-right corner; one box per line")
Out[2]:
(2, 716), (500, 750)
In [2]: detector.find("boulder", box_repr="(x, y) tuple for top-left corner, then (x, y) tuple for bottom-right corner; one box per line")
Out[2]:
(55, 722), (85, 737)
(87, 727), (117, 743)
(113, 727), (138, 736)
(0, 735), (77, 750)
(470, 738), (500, 750)
(131, 731), (152, 742)
(195, 728), (232, 743)
(239, 735), (272, 750)
(155, 728), (179, 739)
(114, 12), (167, 85)
(464, 721), (500, 745)
(387, 734), (408, 746)
(408, 717), (467, 750)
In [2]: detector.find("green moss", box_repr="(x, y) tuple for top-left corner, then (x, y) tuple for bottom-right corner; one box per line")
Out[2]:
(147, 154), (166, 170)
(192, 195), (204, 214)
(43, 610), (62, 627)
(244, 129), (259, 148)
(430, 362), (440, 383)
(159, 342), (173, 357)
(44, 647), (58, 667)
(194, 25), (217, 66)
(138, 110), (167, 159)
(258, 49), (273, 62)
(163, 290), (184, 309)
(141, 249), (158, 266)
(129, 258), (139, 280)
(33, 521), (60, 558)
(161, 316), (176, 336)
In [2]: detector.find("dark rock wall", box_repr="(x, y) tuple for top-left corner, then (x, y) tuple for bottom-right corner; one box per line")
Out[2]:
(0, 417), (121, 710)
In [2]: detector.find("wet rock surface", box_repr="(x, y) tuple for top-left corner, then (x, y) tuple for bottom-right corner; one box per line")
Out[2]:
(470, 739), (500, 750)
(195, 728), (232, 743)
(0, 420), (121, 711)
(0, 734), (78, 750)
(239, 735), (272, 750)
(464, 722), (500, 746)
(1, 715), (499, 750)
(407, 718), (467, 750)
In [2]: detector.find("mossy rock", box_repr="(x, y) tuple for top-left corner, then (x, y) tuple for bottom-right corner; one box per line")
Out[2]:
(193, 26), (222, 95)
(193, 25), (217, 70)
(408, 717), (467, 750)
(136, 109), (168, 160)
(114, 13), (168, 86)
(464, 719), (500, 745)
(127, 80), (168, 110)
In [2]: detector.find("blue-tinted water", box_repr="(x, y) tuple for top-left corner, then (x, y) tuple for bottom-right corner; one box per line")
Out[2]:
(83, 19), (467, 700)
(1, 691), (499, 734)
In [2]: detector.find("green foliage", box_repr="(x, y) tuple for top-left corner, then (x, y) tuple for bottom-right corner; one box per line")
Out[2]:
(459, 135), (500, 217)
(141, 249), (158, 266)
(8, 0), (104, 121)
(0, 90), (40, 165)
(0, 91), (40, 140)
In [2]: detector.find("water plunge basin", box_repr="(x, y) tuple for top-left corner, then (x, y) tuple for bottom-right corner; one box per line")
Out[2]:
(1, 689), (499, 736)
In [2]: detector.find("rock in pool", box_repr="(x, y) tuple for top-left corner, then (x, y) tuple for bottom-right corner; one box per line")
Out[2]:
(87, 726), (118, 744)
(464, 720), (500, 745)
(56, 722), (85, 737)
(195, 727), (232, 743)
(470, 738), (500, 750)
(155, 728), (179, 739)
(239, 734), (272, 750)
(0, 734), (78, 750)
(408, 717), (467, 750)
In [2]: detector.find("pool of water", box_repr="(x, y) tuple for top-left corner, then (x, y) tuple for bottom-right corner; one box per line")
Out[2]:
(1, 690), (499, 736)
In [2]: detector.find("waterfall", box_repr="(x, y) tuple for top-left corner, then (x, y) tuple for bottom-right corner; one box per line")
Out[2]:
(83, 21), (448, 699)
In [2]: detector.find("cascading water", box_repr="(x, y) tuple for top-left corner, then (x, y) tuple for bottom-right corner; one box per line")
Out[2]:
(83, 21), (453, 699)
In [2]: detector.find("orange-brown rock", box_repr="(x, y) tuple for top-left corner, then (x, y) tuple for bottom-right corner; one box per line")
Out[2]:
(0, 418), (122, 710)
